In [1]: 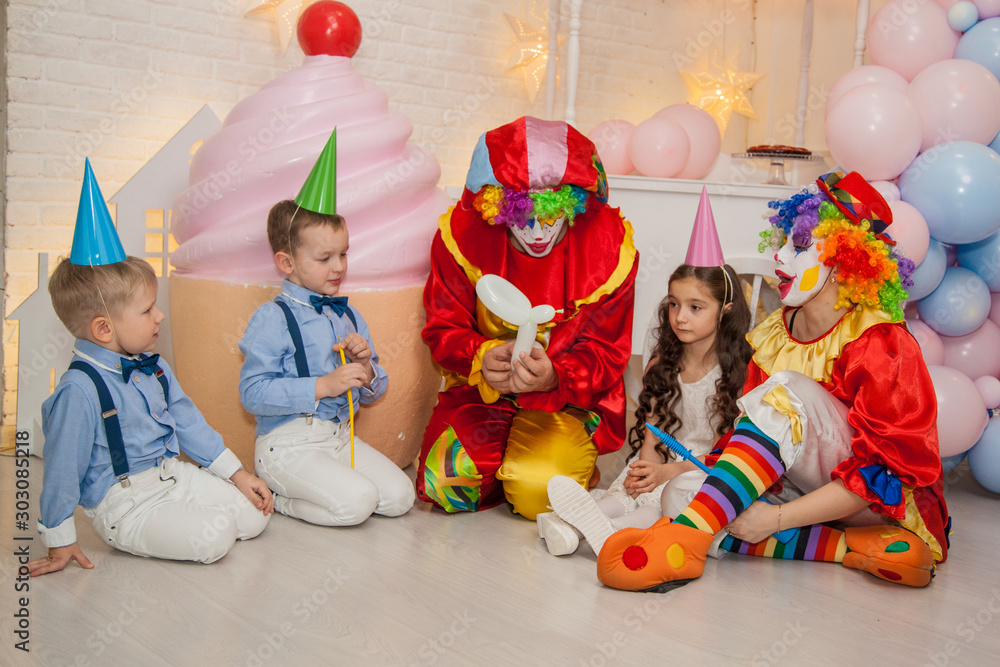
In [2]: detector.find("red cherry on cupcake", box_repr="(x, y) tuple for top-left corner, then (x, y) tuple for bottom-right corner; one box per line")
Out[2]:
(297, 1), (362, 57)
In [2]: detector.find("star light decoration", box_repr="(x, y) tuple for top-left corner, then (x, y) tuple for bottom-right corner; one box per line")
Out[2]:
(680, 48), (764, 137)
(504, 12), (557, 105)
(246, 0), (318, 52)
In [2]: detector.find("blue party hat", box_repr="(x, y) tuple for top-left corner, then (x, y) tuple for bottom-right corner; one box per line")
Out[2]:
(70, 158), (126, 266)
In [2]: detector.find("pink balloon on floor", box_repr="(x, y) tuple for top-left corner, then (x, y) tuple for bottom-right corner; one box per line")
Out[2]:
(887, 200), (930, 264)
(825, 66), (909, 120)
(588, 119), (636, 175)
(868, 0), (961, 81)
(654, 104), (721, 179)
(907, 318), (946, 366)
(940, 319), (1000, 378)
(907, 59), (1000, 151)
(974, 375), (1000, 408)
(826, 84), (922, 180)
(974, 0), (1000, 19)
(628, 117), (691, 179)
(928, 364), (989, 456)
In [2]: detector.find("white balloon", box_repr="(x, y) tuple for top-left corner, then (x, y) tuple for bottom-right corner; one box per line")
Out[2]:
(475, 274), (556, 364)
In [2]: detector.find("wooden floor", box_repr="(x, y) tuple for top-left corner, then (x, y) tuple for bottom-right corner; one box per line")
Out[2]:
(3, 450), (1000, 667)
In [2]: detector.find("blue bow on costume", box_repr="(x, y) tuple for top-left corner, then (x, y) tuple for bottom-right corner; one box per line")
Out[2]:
(120, 354), (160, 382)
(859, 464), (902, 506)
(309, 295), (349, 316)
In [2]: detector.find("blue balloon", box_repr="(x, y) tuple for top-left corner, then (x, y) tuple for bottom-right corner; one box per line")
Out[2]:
(917, 266), (991, 336)
(941, 451), (967, 474)
(907, 239), (948, 300)
(948, 1), (980, 32)
(956, 17), (1000, 82)
(899, 141), (1000, 245)
(968, 417), (1000, 494)
(991, 128), (1000, 155)
(957, 229), (1000, 290)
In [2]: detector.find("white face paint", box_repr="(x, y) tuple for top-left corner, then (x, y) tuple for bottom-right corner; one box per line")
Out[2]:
(774, 235), (832, 307)
(509, 215), (568, 257)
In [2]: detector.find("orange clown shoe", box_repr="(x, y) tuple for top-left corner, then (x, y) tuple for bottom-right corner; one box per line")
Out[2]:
(842, 525), (935, 587)
(596, 518), (715, 593)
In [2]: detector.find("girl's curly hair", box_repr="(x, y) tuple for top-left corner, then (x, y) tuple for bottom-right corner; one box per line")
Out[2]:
(628, 264), (753, 460)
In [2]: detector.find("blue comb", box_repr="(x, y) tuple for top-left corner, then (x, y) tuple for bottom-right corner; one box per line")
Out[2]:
(645, 422), (712, 474)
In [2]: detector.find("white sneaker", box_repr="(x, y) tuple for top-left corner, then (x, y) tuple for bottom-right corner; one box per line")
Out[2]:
(547, 475), (618, 555)
(537, 512), (579, 556)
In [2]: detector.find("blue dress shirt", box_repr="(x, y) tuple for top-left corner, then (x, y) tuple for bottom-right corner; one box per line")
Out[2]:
(38, 339), (242, 547)
(238, 280), (388, 437)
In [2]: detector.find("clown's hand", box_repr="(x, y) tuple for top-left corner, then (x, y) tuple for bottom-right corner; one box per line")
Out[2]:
(482, 343), (514, 394)
(509, 344), (557, 394)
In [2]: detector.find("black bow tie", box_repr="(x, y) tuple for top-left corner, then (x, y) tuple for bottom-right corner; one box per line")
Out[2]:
(309, 295), (349, 316)
(120, 354), (160, 382)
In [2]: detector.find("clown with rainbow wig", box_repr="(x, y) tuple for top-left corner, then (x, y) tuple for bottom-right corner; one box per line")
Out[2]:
(417, 117), (638, 520)
(596, 171), (950, 592)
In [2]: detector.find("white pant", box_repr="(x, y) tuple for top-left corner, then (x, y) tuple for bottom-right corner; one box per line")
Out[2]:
(85, 457), (269, 564)
(254, 417), (414, 526)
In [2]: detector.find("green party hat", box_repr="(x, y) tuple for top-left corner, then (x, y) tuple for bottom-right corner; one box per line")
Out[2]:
(295, 129), (337, 215)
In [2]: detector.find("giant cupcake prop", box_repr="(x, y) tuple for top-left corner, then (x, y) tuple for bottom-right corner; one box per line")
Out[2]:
(169, 1), (450, 469)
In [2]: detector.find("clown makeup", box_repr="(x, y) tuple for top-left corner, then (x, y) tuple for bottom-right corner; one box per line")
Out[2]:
(774, 235), (832, 307)
(509, 215), (568, 257)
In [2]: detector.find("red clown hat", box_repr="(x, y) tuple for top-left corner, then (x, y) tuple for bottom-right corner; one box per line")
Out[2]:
(817, 171), (895, 244)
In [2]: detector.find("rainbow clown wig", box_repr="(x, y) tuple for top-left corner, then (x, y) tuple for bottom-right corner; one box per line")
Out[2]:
(463, 116), (608, 229)
(758, 171), (915, 321)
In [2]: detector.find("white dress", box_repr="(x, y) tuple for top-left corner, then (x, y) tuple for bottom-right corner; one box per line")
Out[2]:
(599, 365), (724, 512)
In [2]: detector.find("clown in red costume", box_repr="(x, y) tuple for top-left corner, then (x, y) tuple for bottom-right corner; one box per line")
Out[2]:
(597, 171), (950, 591)
(417, 117), (638, 520)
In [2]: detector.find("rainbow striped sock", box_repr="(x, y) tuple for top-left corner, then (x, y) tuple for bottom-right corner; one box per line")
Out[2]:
(675, 416), (785, 535)
(720, 524), (848, 562)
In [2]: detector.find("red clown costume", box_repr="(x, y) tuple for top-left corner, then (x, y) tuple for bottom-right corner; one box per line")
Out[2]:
(417, 117), (638, 520)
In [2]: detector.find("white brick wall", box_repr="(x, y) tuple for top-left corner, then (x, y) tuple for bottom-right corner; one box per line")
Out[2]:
(4, 0), (872, 426)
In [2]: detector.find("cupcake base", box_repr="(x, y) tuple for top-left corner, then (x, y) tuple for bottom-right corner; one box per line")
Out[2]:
(168, 275), (439, 471)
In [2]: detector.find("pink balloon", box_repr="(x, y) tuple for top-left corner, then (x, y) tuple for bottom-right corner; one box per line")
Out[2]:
(887, 200), (930, 264)
(871, 180), (901, 202)
(628, 117), (691, 179)
(928, 364), (989, 456)
(653, 104), (721, 179)
(974, 0), (1000, 19)
(826, 66), (909, 120)
(868, 0), (960, 81)
(940, 319), (1000, 378)
(588, 119), (635, 175)
(936, 0), (961, 8)
(907, 59), (1000, 151)
(826, 84), (922, 180)
(908, 318), (946, 366)
(974, 375), (1000, 408)
(990, 291), (1000, 327)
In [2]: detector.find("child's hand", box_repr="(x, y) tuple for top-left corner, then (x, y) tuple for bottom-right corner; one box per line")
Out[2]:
(231, 469), (274, 516)
(316, 362), (371, 399)
(625, 461), (684, 498)
(27, 544), (94, 577)
(335, 333), (372, 367)
(726, 500), (779, 544)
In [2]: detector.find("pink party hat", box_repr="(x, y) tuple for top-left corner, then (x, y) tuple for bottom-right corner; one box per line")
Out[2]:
(684, 186), (725, 267)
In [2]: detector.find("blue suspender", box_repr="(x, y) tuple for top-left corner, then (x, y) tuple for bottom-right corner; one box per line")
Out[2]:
(274, 300), (310, 378)
(273, 297), (358, 379)
(69, 357), (170, 488)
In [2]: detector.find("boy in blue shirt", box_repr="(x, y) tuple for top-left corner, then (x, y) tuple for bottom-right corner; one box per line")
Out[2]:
(29, 161), (272, 577)
(238, 134), (413, 526)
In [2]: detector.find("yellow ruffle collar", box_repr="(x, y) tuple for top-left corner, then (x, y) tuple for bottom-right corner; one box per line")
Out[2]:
(747, 306), (894, 383)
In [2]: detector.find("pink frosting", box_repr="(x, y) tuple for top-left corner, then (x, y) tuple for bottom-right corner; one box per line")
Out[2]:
(170, 55), (450, 288)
